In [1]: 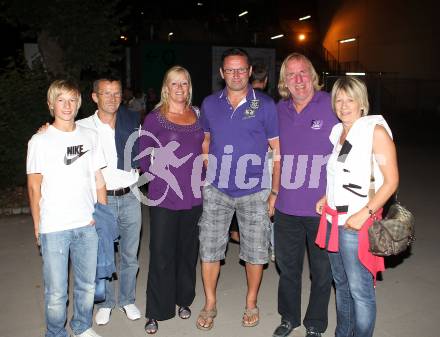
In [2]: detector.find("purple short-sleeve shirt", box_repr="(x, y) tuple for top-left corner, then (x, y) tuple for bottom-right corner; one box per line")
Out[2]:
(275, 90), (338, 216)
(200, 86), (279, 197)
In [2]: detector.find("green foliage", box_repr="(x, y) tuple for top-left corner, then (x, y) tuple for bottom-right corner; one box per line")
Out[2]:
(0, 0), (127, 188)
(0, 58), (50, 188)
(2, 0), (124, 77)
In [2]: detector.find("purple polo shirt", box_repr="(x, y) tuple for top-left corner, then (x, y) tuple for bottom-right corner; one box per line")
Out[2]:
(200, 86), (279, 197)
(275, 90), (338, 216)
(139, 109), (204, 210)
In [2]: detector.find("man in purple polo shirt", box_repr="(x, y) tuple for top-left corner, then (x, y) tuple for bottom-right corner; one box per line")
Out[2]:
(271, 53), (338, 337)
(196, 48), (280, 331)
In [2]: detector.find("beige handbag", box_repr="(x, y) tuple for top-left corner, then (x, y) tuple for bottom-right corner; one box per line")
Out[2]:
(367, 155), (415, 256)
(368, 200), (415, 256)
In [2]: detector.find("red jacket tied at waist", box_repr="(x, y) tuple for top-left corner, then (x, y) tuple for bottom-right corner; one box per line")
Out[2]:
(315, 203), (385, 283)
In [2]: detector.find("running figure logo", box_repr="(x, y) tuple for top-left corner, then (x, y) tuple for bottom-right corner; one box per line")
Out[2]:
(129, 130), (193, 206)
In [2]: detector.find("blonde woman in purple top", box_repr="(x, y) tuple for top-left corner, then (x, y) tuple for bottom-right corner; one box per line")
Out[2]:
(139, 66), (204, 334)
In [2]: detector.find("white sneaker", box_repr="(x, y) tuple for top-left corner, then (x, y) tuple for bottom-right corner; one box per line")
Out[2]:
(120, 304), (141, 321)
(95, 307), (112, 325)
(74, 328), (103, 337)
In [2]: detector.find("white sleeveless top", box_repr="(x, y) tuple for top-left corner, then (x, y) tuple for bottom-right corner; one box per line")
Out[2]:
(326, 115), (392, 225)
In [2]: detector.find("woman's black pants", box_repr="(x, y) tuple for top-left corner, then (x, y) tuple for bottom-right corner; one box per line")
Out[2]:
(145, 205), (202, 320)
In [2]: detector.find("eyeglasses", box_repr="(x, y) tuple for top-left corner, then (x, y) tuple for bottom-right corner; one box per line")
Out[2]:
(97, 92), (122, 98)
(223, 67), (249, 75)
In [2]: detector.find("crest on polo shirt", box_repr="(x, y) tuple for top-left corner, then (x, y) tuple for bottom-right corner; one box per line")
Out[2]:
(310, 119), (323, 130)
(243, 99), (259, 119)
(250, 99), (260, 110)
(244, 108), (256, 118)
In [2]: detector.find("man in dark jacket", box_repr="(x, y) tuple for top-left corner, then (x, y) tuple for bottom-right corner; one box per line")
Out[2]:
(77, 78), (142, 326)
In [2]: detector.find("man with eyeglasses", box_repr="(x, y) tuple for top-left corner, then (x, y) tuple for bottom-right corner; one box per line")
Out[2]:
(196, 48), (280, 330)
(76, 78), (142, 326)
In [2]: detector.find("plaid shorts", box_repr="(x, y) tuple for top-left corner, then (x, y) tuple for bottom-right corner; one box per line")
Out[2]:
(198, 185), (271, 264)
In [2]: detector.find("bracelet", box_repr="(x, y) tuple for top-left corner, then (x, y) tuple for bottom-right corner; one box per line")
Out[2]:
(270, 189), (279, 196)
(365, 205), (374, 216)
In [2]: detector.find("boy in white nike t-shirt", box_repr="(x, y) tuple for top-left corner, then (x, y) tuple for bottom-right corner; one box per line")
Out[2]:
(27, 80), (107, 337)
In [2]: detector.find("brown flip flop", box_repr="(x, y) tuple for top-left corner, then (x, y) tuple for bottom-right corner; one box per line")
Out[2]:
(242, 306), (259, 327)
(196, 307), (217, 331)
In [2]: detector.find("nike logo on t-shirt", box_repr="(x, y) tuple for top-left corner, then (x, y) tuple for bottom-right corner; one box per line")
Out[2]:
(64, 150), (89, 165)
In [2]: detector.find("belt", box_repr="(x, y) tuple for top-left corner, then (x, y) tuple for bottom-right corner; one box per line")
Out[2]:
(106, 186), (131, 197)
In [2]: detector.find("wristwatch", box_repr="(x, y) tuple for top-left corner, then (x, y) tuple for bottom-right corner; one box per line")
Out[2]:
(270, 189), (279, 196)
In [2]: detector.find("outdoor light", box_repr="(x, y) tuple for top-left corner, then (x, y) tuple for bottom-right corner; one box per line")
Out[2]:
(298, 34), (306, 41)
(346, 72), (366, 76)
(168, 32), (174, 36)
(299, 15), (311, 21)
(271, 34), (284, 40)
(120, 35), (127, 40)
(337, 36), (360, 74)
(339, 38), (356, 44)
(238, 10), (248, 17)
(197, 2), (203, 6)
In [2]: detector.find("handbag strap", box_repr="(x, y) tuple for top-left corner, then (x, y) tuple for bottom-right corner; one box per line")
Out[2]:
(368, 153), (375, 200)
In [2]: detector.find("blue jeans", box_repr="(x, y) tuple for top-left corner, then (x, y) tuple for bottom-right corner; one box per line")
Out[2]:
(101, 191), (141, 308)
(328, 226), (376, 337)
(40, 225), (98, 337)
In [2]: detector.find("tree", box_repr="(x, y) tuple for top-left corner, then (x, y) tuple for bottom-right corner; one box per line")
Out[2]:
(2, 0), (124, 79)
(0, 57), (49, 188)
(0, 0), (126, 188)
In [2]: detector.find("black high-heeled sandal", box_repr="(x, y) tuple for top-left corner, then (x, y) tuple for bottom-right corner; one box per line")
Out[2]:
(145, 318), (158, 334)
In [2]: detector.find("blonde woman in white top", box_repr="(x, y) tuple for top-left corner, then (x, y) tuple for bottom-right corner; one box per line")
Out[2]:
(315, 76), (398, 337)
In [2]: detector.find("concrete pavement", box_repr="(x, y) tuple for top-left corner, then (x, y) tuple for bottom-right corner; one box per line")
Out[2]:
(0, 144), (438, 337)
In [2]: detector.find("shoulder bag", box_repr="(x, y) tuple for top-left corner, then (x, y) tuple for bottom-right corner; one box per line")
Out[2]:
(367, 155), (416, 256)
